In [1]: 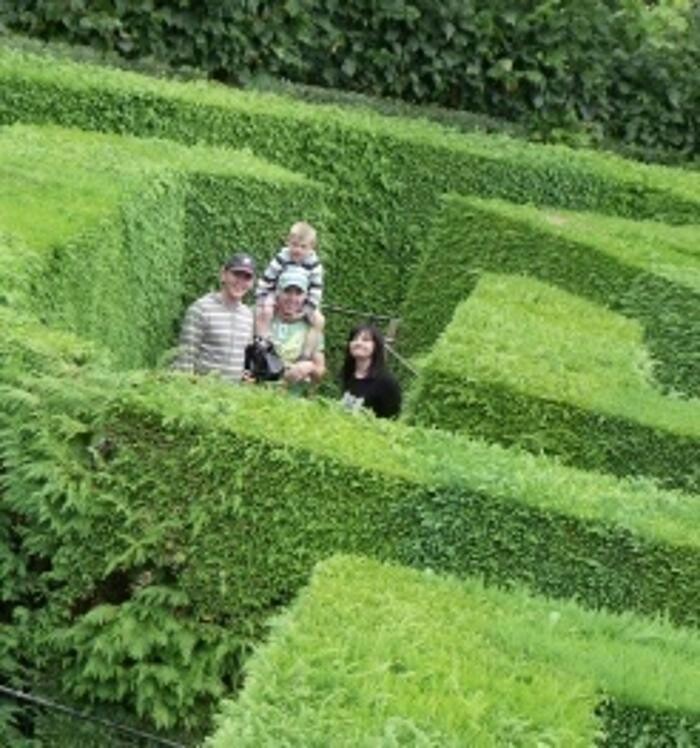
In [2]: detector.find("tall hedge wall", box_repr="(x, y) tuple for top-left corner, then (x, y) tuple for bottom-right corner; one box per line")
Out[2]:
(405, 274), (700, 493)
(3, 44), (700, 318)
(1, 1), (698, 157)
(208, 555), (700, 747)
(0, 123), (328, 368)
(401, 194), (700, 397)
(4, 368), (700, 733)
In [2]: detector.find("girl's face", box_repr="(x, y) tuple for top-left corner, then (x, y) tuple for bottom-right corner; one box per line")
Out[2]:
(349, 330), (375, 361)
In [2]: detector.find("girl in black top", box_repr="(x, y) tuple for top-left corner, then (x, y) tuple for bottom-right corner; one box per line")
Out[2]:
(340, 324), (401, 419)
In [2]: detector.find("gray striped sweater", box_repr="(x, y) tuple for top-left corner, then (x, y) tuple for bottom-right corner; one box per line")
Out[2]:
(174, 292), (254, 383)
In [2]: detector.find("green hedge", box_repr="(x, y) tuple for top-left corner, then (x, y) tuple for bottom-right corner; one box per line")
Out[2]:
(0, 123), (327, 368)
(4, 369), (700, 731)
(2, 44), (700, 742)
(1, 1), (698, 157)
(208, 555), (700, 747)
(3, 44), (700, 317)
(401, 194), (700, 397)
(405, 274), (700, 493)
(6, 30), (696, 171)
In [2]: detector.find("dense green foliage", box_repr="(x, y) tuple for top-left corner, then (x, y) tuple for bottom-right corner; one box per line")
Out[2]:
(3, 369), (700, 733)
(0, 121), (322, 740)
(401, 194), (700, 397)
(1, 40), (700, 743)
(1, 1), (698, 157)
(406, 274), (700, 493)
(3, 43), (700, 320)
(209, 555), (700, 746)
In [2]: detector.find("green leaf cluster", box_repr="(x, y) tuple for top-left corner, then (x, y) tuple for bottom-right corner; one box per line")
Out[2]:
(51, 585), (242, 732)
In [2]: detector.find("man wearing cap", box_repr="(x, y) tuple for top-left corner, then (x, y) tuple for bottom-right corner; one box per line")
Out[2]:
(270, 266), (326, 387)
(174, 253), (256, 383)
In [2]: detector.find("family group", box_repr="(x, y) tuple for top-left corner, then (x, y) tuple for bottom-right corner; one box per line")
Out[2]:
(173, 221), (402, 419)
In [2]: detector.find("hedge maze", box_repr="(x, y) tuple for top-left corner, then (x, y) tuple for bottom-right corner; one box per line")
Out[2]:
(1, 42), (699, 746)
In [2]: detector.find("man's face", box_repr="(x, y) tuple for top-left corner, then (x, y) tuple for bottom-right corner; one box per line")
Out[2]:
(277, 285), (306, 318)
(288, 234), (314, 263)
(220, 267), (254, 302)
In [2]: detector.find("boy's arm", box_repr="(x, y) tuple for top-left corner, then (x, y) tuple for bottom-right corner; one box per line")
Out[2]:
(284, 351), (326, 384)
(308, 350), (326, 383)
(304, 260), (324, 314)
(257, 251), (286, 297)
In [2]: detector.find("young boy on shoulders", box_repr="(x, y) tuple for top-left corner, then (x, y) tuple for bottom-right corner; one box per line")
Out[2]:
(255, 221), (324, 358)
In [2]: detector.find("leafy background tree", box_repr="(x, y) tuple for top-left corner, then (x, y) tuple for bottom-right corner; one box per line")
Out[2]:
(1, 0), (698, 157)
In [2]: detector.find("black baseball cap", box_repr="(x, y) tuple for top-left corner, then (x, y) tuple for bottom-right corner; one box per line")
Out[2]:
(224, 253), (256, 276)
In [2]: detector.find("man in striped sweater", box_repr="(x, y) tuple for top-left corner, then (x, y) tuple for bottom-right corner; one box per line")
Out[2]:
(174, 253), (256, 383)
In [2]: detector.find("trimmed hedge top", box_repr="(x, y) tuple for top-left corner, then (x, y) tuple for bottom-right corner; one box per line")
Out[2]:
(208, 555), (700, 746)
(405, 272), (699, 492)
(401, 194), (700, 397)
(485, 199), (700, 292)
(413, 273), (699, 437)
(3, 44), (700, 205)
(0, 122), (311, 252)
(104, 375), (700, 551)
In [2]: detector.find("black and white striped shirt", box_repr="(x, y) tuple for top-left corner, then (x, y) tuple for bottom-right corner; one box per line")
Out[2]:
(256, 247), (324, 311)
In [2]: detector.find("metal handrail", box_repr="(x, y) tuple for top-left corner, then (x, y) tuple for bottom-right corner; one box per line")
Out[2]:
(0, 685), (187, 747)
(385, 342), (419, 376)
(325, 302), (396, 323)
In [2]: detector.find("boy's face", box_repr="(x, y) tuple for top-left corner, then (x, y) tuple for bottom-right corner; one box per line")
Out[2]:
(288, 233), (314, 263)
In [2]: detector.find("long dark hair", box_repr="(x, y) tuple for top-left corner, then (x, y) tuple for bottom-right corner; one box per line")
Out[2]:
(340, 324), (387, 387)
